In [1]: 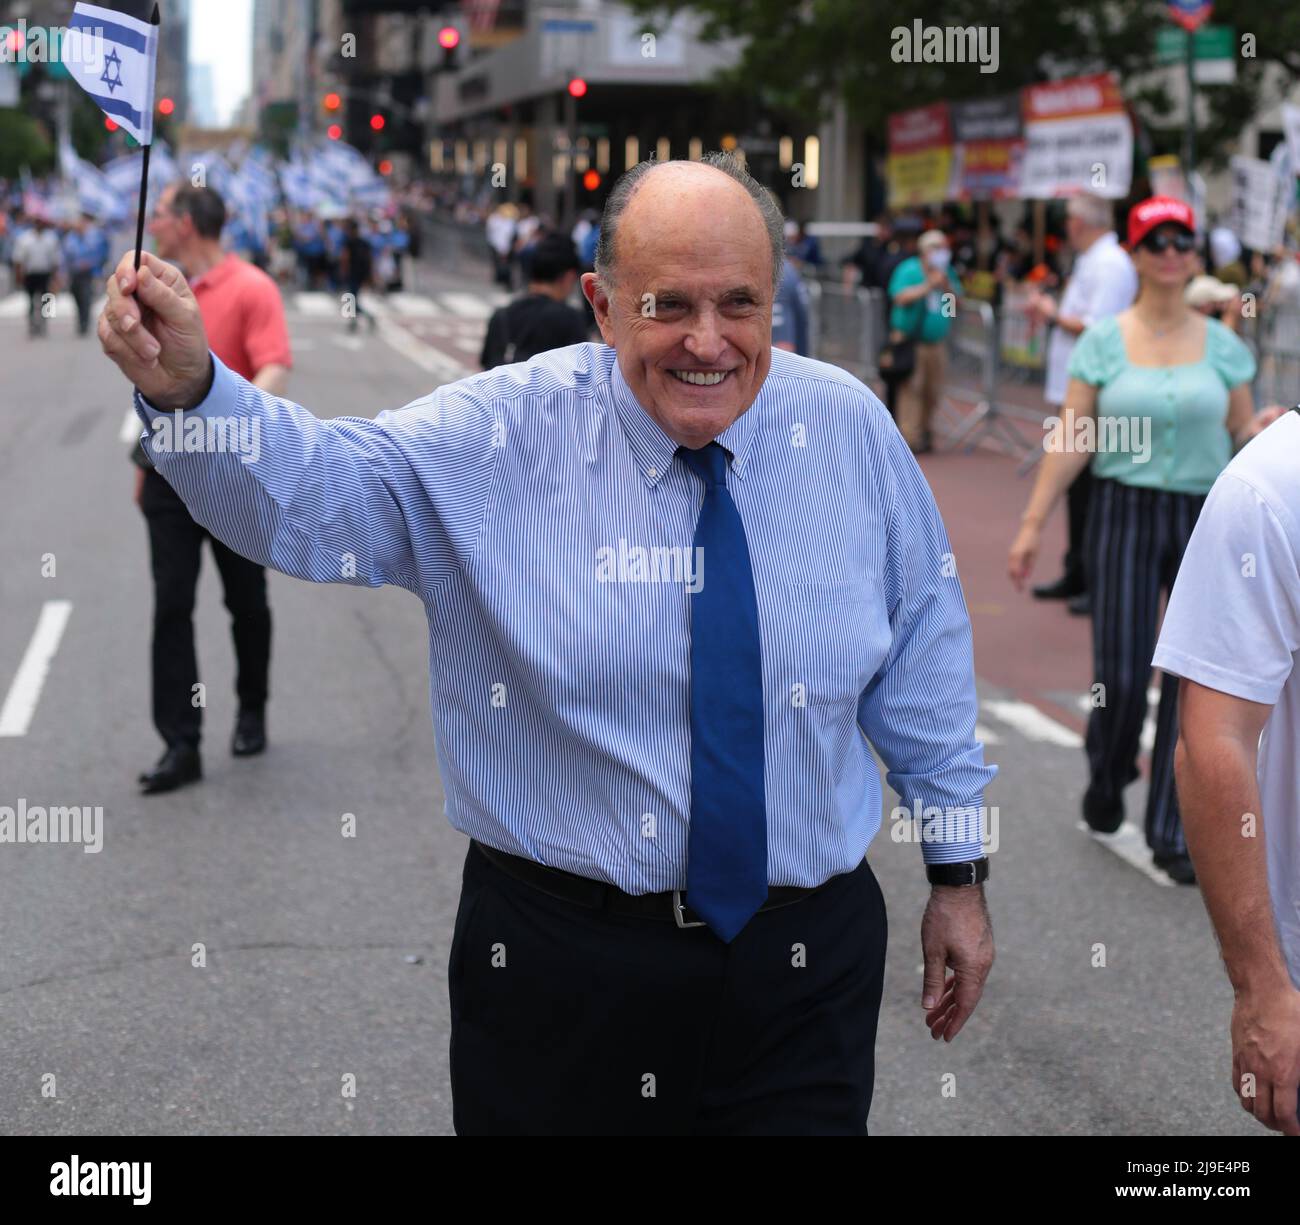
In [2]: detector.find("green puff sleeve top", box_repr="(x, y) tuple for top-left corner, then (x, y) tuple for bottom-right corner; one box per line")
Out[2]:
(1066, 314), (1256, 494)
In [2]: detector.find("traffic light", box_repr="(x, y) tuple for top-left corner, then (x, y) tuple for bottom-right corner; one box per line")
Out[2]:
(323, 92), (341, 112)
(379, 159), (393, 177)
(158, 97), (174, 116)
(104, 116), (118, 132)
(327, 124), (342, 141)
(582, 169), (601, 192)
(567, 77), (587, 98)
(436, 24), (460, 71)
(370, 113), (386, 132)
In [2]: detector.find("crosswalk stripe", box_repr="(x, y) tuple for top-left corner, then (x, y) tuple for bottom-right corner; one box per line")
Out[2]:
(981, 699), (1083, 747)
(1080, 822), (1177, 887)
(0, 601), (73, 737)
(438, 291), (494, 319)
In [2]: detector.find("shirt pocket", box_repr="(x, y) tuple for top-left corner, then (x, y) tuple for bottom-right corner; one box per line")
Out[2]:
(770, 579), (879, 709)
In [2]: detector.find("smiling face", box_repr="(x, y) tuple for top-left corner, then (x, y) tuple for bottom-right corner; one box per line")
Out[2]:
(581, 162), (775, 450)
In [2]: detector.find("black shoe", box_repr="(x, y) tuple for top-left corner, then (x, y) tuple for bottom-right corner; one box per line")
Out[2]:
(1154, 852), (1198, 885)
(1067, 592), (1092, 616)
(232, 709), (266, 757)
(1083, 786), (1124, 834)
(139, 745), (202, 794)
(1032, 575), (1085, 600)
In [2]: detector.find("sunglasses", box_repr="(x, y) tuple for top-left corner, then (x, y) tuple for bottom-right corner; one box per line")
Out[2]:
(1140, 230), (1195, 255)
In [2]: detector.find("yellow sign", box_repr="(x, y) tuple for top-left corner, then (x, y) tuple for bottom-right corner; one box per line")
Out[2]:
(887, 147), (953, 208)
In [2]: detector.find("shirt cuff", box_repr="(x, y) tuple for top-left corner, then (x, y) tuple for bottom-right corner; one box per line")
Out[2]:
(892, 802), (994, 864)
(133, 353), (233, 458)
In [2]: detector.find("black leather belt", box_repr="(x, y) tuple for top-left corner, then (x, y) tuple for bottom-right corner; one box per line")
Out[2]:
(471, 840), (828, 929)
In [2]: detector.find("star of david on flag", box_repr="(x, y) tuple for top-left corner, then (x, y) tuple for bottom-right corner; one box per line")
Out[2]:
(64, 1), (159, 145)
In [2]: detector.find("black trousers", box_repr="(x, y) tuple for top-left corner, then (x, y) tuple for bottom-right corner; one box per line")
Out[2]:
(141, 470), (271, 750)
(1085, 477), (1206, 856)
(448, 840), (888, 1136)
(23, 272), (51, 334)
(1062, 466), (1093, 591)
(70, 270), (96, 334)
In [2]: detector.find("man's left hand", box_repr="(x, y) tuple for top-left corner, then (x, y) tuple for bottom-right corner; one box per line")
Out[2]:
(921, 885), (994, 1041)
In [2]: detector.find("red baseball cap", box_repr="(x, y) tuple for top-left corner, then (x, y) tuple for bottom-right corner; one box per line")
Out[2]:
(1127, 195), (1196, 249)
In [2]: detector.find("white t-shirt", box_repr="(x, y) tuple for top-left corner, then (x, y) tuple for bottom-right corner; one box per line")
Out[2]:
(1153, 411), (1300, 987)
(1044, 231), (1137, 406)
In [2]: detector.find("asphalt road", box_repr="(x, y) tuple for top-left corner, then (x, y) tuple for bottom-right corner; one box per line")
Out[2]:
(0, 279), (1260, 1136)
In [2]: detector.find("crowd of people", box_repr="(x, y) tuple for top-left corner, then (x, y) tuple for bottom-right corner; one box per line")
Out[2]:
(0, 181), (112, 338)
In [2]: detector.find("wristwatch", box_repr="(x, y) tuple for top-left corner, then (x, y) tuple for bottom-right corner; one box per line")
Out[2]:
(926, 858), (989, 887)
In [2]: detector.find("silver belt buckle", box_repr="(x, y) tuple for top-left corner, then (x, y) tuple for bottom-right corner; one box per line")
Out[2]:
(672, 890), (706, 929)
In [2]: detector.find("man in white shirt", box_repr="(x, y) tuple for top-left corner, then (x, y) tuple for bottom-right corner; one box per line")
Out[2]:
(1029, 195), (1137, 613)
(1153, 406), (1300, 1136)
(12, 214), (63, 338)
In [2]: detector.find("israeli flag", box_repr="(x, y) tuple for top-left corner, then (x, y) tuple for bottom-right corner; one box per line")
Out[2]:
(65, 1), (159, 146)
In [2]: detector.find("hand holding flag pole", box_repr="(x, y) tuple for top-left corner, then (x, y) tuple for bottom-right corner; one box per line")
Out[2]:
(65, 0), (161, 268)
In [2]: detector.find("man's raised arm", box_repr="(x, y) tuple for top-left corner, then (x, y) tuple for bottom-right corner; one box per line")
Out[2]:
(98, 252), (497, 596)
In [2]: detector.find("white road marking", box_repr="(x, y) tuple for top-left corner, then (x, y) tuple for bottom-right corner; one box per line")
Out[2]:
(293, 292), (340, 317)
(331, 334), (365, 352)
(1079, 821), (1176, 887)
(974, 723), (1002, 745)
(119, 407), (142, 444)
(0, 292), (104, 320)
(439, 291), (493, 319)
(452, 336), (482, 356)
(377, 316), (469, 384)
(982, 699), (1083, 748)
(385, 293), (443, 317)
(0, 601), (73, 737)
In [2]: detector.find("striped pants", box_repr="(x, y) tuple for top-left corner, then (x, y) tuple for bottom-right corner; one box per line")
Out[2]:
(1084, 477), (1208, 856)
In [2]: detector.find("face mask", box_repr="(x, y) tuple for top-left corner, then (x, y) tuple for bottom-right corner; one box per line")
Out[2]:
(925, 247), (951, 271)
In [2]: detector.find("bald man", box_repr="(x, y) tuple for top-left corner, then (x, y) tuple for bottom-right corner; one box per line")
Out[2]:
(99, 153), (996, 1136)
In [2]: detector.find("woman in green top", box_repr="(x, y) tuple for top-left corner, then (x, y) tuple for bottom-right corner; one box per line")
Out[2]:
(1007, 196), (1283, 885)
(887, 229), (963, 454)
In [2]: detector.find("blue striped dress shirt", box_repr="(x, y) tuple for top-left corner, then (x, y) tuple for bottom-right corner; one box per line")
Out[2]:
(134, 342), (996, 892)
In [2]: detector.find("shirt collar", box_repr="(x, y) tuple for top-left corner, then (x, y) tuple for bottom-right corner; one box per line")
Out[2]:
(608, 351), (763, 489)
(190, 252), (237, 292)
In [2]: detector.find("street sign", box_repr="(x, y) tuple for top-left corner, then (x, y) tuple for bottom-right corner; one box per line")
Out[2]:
(1154, 24), (1235, 82)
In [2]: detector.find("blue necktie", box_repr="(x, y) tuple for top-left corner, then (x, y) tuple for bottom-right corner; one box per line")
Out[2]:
(678, 442), (768, 942)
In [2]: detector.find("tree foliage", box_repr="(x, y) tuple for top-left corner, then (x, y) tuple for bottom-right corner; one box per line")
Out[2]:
(628, 0), (1300, 166)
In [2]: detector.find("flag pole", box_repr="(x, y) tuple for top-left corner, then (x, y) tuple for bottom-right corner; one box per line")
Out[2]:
(132, 3), (161, 271)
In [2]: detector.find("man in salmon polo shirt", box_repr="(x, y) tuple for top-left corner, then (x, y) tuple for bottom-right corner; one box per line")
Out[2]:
(130, 183), (292, 794)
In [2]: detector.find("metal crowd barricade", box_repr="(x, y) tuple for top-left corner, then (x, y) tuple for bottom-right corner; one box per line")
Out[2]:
(807, 280), (885, 385)
(936, 297), (1043, 463)
(1249, 306), (1300, 409)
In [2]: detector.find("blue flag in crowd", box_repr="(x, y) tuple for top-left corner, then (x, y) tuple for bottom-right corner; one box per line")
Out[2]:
(65, 1), (159, 146)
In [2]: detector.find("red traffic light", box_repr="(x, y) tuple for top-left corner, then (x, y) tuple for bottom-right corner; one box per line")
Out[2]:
(567, 77), (587, 98)
(104, 116), (118, 131)
(370, 113), (386, 131)
(437, 26), (460, 50)
(327, 124), (342, 141)
(582, 169), (601, 191)
(158, 97), (174, 115)
(324, 92), (341, 111)
(379, 159), (393, 176)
